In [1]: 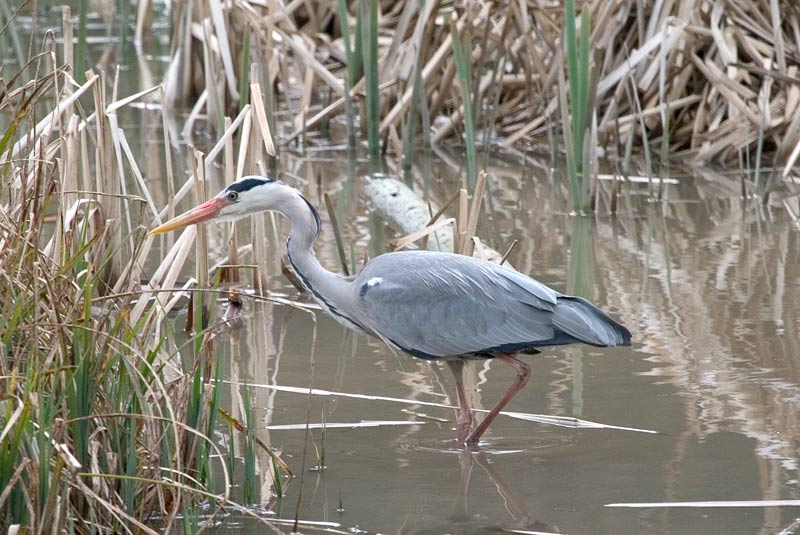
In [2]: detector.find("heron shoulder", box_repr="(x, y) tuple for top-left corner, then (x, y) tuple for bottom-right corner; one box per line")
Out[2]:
(352, 250), (559, 310)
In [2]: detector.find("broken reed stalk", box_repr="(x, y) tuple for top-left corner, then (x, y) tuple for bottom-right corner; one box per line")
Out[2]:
(250, 82), (277, 157)
(455, 188), (469, 254)
(463, 170), (488, 257)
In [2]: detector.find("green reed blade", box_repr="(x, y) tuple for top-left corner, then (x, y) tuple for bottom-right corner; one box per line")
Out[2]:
(450, 18), (477, 191)
(242, 383), (257, 504)
(563, 0), (594, 212)
(324, 192), (351, 276)
(337, 0), (358, 87)
(360, 0), (379, 158)
(565, 0), (579, 148)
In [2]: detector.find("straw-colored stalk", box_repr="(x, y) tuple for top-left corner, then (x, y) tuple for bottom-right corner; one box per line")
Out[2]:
(0, 31), (294, 533)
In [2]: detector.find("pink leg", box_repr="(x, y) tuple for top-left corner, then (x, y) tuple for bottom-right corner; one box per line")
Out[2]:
(465, 352), (530, 447)
(474, 452), (536, 525)
(449, 449), (474, 520)
(446, 360), (473, 445)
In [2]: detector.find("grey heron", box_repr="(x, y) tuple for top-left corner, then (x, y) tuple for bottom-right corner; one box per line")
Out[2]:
(150, 176), (631, 447)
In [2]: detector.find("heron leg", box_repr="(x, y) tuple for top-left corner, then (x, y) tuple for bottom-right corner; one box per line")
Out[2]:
(448, 449), (475, 521)
(465, 352), (530, 447)
(474, 452), (536, 525)
(446, 360), (473, 445)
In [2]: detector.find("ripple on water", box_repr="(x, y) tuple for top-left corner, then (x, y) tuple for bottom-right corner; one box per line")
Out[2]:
(406, 433), (577, 455)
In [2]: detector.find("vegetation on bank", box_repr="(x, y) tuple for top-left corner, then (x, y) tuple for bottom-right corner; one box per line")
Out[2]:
(161, 0), (800, 203)
(0, 6), (286, 534)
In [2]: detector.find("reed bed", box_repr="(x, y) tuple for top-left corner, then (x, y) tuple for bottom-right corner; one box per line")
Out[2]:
(156, 0), (800, 184)
(0, 11), (289, 533)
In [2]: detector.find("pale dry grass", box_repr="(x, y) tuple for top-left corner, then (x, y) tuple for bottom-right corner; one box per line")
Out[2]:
(153, 0), (800, 180)
(0, 9), (289, 533)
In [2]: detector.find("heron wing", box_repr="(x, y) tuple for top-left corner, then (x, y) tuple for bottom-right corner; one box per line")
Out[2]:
(350, 251), (564, 358)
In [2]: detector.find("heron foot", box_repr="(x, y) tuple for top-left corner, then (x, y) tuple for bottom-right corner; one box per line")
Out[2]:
(455, 411), (473, 446)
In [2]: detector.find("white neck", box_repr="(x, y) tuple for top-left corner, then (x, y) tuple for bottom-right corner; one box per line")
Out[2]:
(241, 181), (368, 333)
(276, 187), (349, 308)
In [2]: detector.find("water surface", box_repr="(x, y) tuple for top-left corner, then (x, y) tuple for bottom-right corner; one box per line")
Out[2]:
(190, 155), (800, 535)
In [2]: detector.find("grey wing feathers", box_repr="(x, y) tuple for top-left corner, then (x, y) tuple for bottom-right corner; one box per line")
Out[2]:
(552, 296), (631, 347)
(349, 251), (629, 358)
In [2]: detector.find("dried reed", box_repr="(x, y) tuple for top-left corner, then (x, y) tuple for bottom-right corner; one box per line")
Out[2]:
(158, 0), (800, 196)
(0, 19), (288, 533)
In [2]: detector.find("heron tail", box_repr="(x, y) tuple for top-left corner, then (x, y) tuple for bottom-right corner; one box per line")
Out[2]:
(552, 296), (631, 347)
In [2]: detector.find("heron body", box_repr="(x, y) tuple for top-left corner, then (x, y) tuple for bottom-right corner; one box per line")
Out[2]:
(309, 251), (628, 359)
(150, 176), (631, 446)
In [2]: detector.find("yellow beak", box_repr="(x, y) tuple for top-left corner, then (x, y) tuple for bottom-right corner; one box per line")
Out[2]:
(149, 197), (227, 235)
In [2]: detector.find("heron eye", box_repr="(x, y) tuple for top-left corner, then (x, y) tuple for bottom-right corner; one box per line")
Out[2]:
(227, 191), (238, 202)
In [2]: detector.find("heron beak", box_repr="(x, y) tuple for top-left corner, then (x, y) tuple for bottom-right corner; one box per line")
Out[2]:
(149, 197), (227, 235)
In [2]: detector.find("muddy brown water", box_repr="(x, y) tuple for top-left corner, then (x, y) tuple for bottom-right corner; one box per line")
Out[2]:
(11, 3), (800, 533)
(187, 156), (800, 535)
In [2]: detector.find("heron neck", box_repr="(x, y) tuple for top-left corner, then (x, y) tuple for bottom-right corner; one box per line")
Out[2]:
(282, 192), (345, 300)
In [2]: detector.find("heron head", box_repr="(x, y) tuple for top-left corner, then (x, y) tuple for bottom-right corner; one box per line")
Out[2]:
(149, 176), (280, 235)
